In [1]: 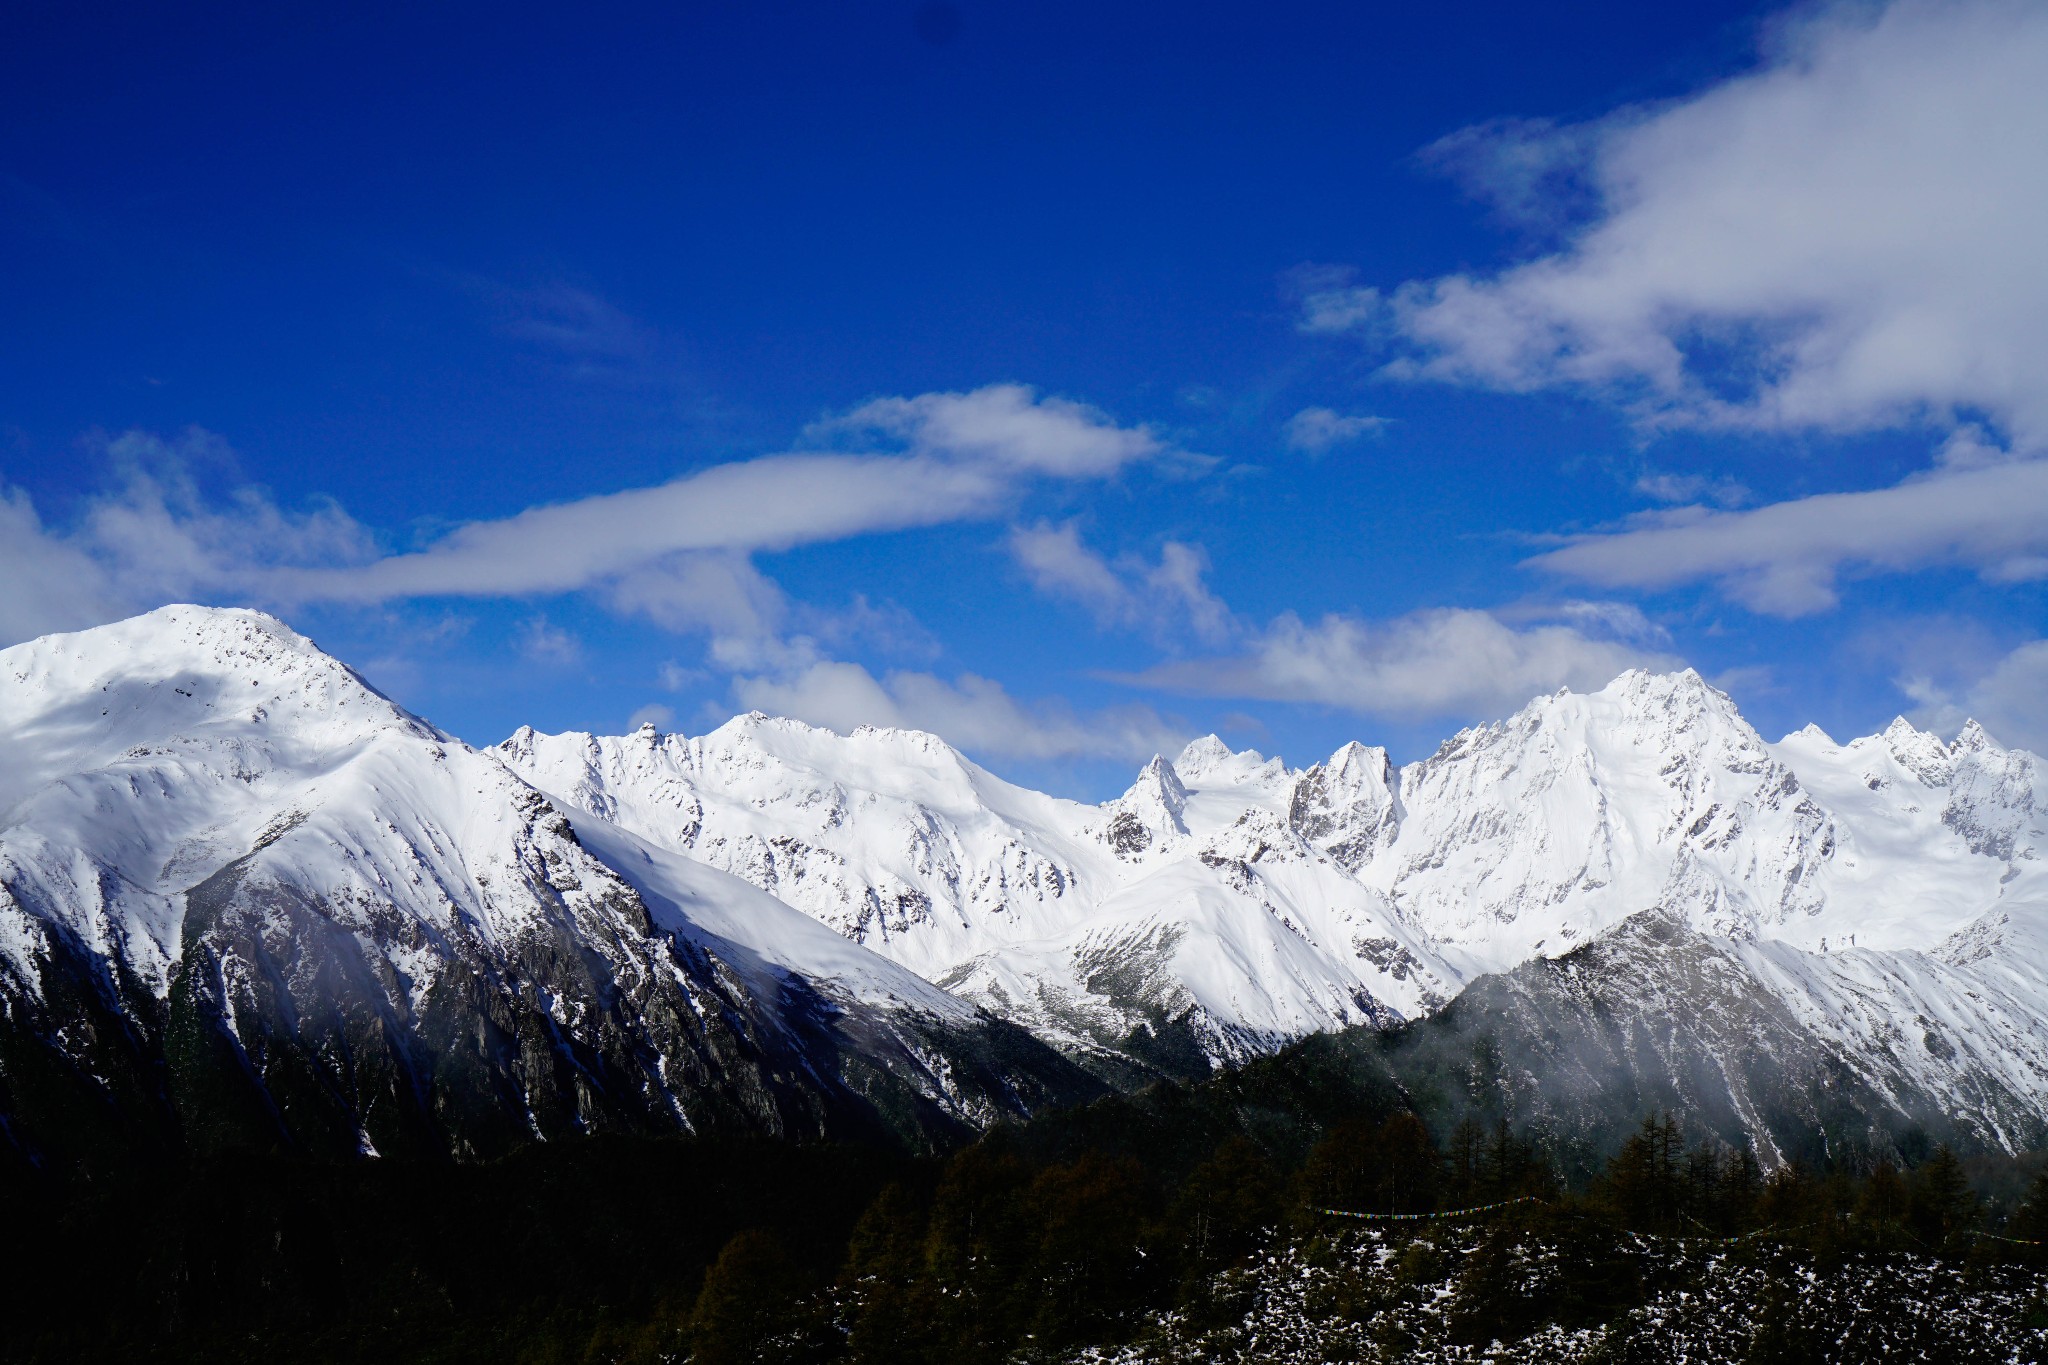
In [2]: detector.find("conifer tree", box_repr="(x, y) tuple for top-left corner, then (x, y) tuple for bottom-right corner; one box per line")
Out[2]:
(2010, 1167), (2048, 1264)
(1604, 1113), (1684, 1232)
(1174, 1136), (1282, 1272)
(1377, 1112), (1440, 1215)
(1908, 1145), (1978, 1251)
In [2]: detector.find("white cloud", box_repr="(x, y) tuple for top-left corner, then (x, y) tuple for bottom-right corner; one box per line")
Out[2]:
(1900, 639), (2048, 755)
(807, 382), (1166, 477)
(730, 660), (1185, 762)
(1373, 0), (2048, 446)
(275, 384), (1165, 604)
(1008, 521), (1232, 644)
(1632, 469), (1747, 507)
(495, 282), (656, 362)
(0, 486), (123, 644)
(1496, 596), (1669, 645)
(1529, 456), (2048, 616)
(1284, 407), (1388, 454)
(0, 429), (376, 647)
(656, 660), (702, 691)
(1128, 604), (1679, 721)
(516, 615), (581, 665)
(606, 552), (790, 647)
(1286, 265), (1384, 335)
(1, 385), (1169, 654)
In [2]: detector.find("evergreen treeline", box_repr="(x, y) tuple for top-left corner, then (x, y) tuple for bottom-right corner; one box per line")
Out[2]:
(8, 1110), (2046, 1363)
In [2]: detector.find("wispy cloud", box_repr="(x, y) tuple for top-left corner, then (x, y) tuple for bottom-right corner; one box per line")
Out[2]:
(268, 384), (1165, 607)
(494, 282), (658, 363)
(1284, 407), (1388, 454)
(1007, 521), (1232, 644)
(0, 428), (376, 646)
(1528, 456), (2048, 616)
(730, 659), (1186, 763)
(1284, 264), (1383, 336)
(516, 615), (582, 665)
(1347, 0), (2048, 446)
(1632, 469), (1748, 507)
(0, 390), (1190, 769)
(1899, 638), (2048, 756)
(1124, 602), (1677, 722)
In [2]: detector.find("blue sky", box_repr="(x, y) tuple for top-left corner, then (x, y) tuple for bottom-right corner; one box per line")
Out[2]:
(5, 0), (2046, 796)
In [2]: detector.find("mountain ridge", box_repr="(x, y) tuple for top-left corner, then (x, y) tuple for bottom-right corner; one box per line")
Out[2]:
(0, 607), (1103, 1173)
(5, 605), (2047, 1169)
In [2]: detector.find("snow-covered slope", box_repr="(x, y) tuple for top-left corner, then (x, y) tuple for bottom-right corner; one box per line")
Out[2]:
(0, 608), (1098, 1171)
(8, 607), (2048, 1167)
(499, 718), (1454, 1071)
(501, 667), (2048, 1154)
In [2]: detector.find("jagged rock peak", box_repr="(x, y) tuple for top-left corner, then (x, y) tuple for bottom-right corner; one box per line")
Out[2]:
(1288, 741), (1399, 872)
(1879, 716), (1953, 786)
(1171, 734), (1289, 789)
(1172, 734), (1237, 780)
(1324, 739), (1392, 781)
(1953, 718), (2002, 754)
(1597, 665), (1734, 713)
(1103, 755), (1189, 855)
(1128, 754), (1189, 811)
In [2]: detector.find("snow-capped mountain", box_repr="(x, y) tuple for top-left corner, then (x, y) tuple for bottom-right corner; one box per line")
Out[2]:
(498, 716), (1453, 1074)
(7, 606), (2047, 1168)
(0, 608), (1099, 1171)
(501, 666), (2048, 1156)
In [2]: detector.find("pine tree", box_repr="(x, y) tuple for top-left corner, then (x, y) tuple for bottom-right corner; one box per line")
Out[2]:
(1448, 1223), (1545, 1346)
(1485, 1116), (1545, 1200)
(1026, 1152), (1151, 1342)
(1446, 1114), (1486, 1205)
(1377, 1112), (1440, 1215)
(1856, 1161), (1909, 1247)
(1298, 1119), (1382, 1214)
(1175, 1136), (1282, 1272)
(1604, 1113), (1685, 1232)
(922, 1141), (1034, 1357)
(840, 1183), (938, 1365)
(1908, 1145), (1978, 1251)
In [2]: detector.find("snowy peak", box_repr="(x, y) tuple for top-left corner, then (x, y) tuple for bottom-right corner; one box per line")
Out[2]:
(1104, 755), (1189, 856)
(1943, 728), (2042, 863)
(15, 612), (2048, 1160)
(1378, 666), (1837, 965)
(1171, 735), (1290, 791)
(0, 609), (1105, 1162)
(1171, 734), (1237, 781)
(0, 604), (428, 806)
(1288, 741), (1399, 872)
(1953, 717), (2002, 755)
(1880, 715), (1954, 786)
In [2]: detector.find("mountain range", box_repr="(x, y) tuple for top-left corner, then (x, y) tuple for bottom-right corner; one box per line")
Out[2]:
(4, 605), (2045, 1171)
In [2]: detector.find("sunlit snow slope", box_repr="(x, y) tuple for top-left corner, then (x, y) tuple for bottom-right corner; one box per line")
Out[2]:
(503, 667), (2048, 1152)
(7, 606), (2047, 1169)
(0, 608), (1098, 1171)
